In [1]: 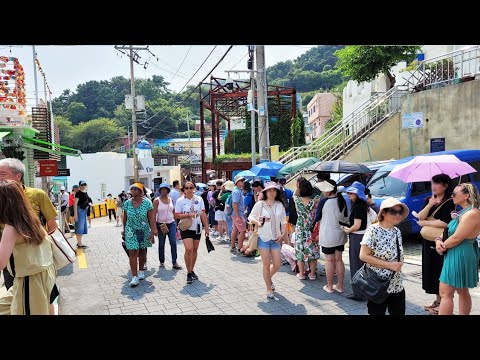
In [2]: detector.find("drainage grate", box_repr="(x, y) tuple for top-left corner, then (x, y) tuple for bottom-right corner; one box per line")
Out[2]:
(406, 270), (422, 279)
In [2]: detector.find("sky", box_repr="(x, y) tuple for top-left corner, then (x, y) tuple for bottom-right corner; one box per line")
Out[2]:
(0, 45), (315, 109)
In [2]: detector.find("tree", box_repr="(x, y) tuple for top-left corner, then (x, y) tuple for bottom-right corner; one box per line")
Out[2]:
(291, 112), (306, 147)
(69, 118), (125, 153)
(54, 116), (74, 146)
(67, 102), (88, 124)
(327, 93), (343, 131)
(335, 45), (421, 88)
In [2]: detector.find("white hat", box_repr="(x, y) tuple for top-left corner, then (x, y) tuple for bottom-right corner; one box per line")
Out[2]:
(60, 186), (65, 191)
(224, 181), (235, 192)
(379, 198), (410, 221)
(261, 181), (279, 193)
(315, 181), (334, 193)
(234, 175), (245, 185)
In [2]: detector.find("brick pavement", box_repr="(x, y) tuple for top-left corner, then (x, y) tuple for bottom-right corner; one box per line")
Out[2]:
(49, 217), (479, 315)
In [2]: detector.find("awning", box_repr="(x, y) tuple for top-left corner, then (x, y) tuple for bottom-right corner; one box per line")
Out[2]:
(0, 131), (11, 141)
(21, 136), (82, 158)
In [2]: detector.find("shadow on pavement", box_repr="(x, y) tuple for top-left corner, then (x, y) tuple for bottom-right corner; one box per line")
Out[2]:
(152, 268), (180, 282)
(257, 292), (307, 315)
(180, 281), (215, 297)
(57, 262), (74, 277)
(120, 276), (156, 300)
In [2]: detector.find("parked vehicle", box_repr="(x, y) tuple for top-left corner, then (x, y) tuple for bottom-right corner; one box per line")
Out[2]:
(368, 150), (480, 236)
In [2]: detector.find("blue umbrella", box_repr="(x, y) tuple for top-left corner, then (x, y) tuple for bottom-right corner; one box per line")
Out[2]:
(236, 170), (270, 180)
(249, 161), (285, 177)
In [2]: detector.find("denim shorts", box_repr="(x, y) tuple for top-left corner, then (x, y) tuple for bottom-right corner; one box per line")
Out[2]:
(257, 238), (281, 251)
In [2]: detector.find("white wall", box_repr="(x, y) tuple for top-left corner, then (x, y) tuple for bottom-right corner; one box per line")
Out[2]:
(154, 165), (181, 186)
(67, 152), (127, 202)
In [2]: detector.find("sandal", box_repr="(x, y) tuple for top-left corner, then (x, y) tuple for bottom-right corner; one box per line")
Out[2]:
(428, 306), (440, 315)
(424, 300), (440, 311)
(323, 285), (334, 294)
(296, 273), (306, 280)
(309, 274), (317, 281)
(333, 284), (344, 293)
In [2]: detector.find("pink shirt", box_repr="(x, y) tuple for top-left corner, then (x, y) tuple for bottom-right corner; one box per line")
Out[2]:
(156, 197), (175, 223)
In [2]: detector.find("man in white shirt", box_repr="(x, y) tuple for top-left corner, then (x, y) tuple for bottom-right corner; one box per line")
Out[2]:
(170, 180), (181, 206)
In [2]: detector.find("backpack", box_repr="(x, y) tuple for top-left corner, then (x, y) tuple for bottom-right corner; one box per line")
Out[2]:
(225, 193), (234, 216)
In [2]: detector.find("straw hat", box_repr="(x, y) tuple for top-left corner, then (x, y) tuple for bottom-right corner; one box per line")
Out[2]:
(224, 181), (235, 192)
(261, 181), (279, 193)
(379, 198), (409, 221)
(315, 181), (334, 193)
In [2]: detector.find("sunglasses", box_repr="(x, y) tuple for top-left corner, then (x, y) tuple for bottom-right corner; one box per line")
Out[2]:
(80, 184), (87, 186)
(385, 208), (403, 216)
(185, 186), (195, 190)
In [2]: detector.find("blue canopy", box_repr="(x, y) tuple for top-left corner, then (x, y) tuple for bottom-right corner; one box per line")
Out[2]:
(236, 170), (270, 180)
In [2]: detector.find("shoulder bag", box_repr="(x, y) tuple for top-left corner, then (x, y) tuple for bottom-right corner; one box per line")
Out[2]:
(49, 228), (77, 270)
(247, 222), (259, 250)
(420, 199), (452, 241)
(350, 231), (400, 304)
(178, 201), (194, 231)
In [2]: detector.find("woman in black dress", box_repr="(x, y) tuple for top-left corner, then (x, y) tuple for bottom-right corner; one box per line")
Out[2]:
(416, 174), (455, 315)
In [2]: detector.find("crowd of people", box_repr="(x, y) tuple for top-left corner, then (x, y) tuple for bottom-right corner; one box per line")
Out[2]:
(0, 155), (479, 315)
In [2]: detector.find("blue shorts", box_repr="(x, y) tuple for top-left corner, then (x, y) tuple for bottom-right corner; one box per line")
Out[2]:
(257, 238), (281, 251)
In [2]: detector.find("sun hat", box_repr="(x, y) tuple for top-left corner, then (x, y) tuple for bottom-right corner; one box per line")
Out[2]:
(344, 181), (367, 202)
(262, 181), (279, 193)
(379, 198), (409, 221)
(234, 175), (245, 185)
(224, 180), (235, 192)
(130, 182), (145, 191)
(208, 180), (216, 186)
(315, 181), (334, 193)
(60, 186), (65, 191)
(159, 183), (170, 193)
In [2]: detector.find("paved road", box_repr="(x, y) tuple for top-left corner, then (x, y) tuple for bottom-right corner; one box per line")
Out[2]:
(53, 217), (480, 315)
(2, 217), (476, 315)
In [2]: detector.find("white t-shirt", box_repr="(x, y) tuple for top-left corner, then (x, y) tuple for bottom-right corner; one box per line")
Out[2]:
(174, 195), (205, 231)
(248, 200), (286, 242)
(60, 192), (69, 207)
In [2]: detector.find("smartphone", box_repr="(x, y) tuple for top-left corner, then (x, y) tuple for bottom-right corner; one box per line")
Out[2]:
(196, 223), (201, 235)
(261, 216), (266, 226)
(339, 221), (350, 227)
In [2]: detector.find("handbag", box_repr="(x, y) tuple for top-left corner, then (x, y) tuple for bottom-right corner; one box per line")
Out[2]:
(350, 232), (400, 304)
(420, 199), (452, 241)
(178, 202), (194, 231)
(159, 223), (169, 235)
(49, 228), (77, 271)
(205, 236), (215, 253)
(247, 224), (259, 250)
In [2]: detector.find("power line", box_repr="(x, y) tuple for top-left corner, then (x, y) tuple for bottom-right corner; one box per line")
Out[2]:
(142, 45), (233, 139)
(170, 46), (191, 82)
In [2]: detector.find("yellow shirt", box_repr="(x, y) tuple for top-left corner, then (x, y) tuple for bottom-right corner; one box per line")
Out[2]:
(106, 198), (117, 210)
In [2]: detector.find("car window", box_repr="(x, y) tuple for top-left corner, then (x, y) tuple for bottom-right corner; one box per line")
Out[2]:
(411, 181), (431, 196)
(368, 171), (408, 198)
(468, 160), (480, 182)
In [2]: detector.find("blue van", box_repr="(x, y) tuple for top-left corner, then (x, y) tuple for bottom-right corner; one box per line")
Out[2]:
(367, 149), (480, 236)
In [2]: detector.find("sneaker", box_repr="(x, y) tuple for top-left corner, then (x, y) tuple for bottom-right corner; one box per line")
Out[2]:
(212, 231), (220, 237)
(191, 271), (198, 281)
(138, 271), (145, 280)
(267, 292), (275, 300)
(130, 276), (139, 287)
(159, 263), (165, 268)
(143, 264), (147, 271)
(88, 224), (91, 228)
(230, 247), (237, 254)
(187, 273), (193, 284)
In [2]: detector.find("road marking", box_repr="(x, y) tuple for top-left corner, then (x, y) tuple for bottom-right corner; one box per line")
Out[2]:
(77, 248), (88, 269)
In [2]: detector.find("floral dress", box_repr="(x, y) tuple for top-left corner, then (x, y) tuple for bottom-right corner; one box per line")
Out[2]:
(294, 195), (320, 262)
(124, 198), (153, 251)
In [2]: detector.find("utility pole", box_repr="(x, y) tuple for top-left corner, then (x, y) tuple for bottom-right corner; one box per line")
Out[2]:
(115, 45), (149, 183)
(256, 45), (270, 161)
(186, 111), (191, 154)
(129, 46), (139, 183)
(32, 46), (39, 106)
(249, 46), (256, 167)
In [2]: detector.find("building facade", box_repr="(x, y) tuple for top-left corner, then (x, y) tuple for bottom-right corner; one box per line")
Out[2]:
(306, 93), (336, 141)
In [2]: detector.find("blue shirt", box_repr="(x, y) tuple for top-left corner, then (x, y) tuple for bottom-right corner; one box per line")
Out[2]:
(243, 191), (255, 217)
(231, 186), (245, 217)
(170, 188), (180, 206)
(283, 187), (294, 216)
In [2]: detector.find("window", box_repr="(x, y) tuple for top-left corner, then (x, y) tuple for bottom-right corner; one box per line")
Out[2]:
(368, 171), (408, 198)
(110, 144), (114, 149)
(101, 183), (107, 199)
(469, 160), (480, 182)
(411, 181), (431, 196)
(313, 105), (316, 113)
(160, 158), (168, 165)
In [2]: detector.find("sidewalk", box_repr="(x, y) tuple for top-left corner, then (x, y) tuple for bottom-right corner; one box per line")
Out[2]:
(54, 217), (480, 315)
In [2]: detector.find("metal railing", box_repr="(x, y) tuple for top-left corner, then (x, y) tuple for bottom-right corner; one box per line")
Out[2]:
(280, 86), (407, 165)
(405, 45), (480, 92)
(280, 92), (385, 164)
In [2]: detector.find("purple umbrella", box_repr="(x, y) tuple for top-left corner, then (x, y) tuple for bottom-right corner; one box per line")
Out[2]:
(389, 154), (476, 183)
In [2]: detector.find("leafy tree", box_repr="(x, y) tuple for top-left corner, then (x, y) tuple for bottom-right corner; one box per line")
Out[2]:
(69, 118), (125, 153)
(335, 45), (421, 88)
(67, 102), (88, 124)
(54, 116), (74, 145)
(327, 93), (343, 131)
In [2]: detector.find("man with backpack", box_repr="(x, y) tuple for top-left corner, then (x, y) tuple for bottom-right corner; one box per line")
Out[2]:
(230, 175), (247, 254)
